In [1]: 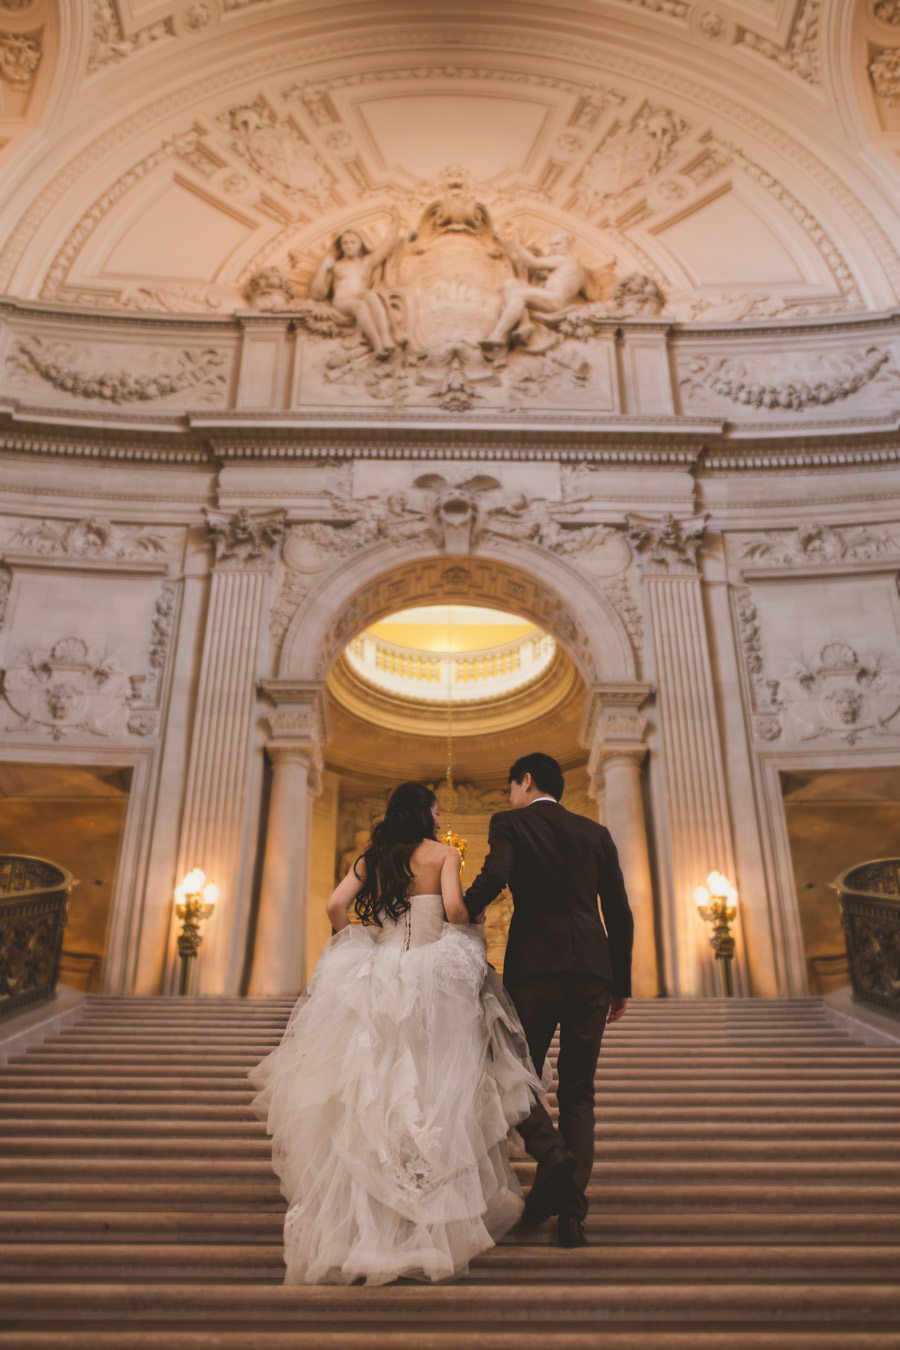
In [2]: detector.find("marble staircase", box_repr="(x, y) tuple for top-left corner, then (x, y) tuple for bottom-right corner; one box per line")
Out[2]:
(0, 996), (899, 1349)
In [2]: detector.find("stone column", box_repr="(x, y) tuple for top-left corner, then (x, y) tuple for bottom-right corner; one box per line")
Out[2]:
(582, 684), (659, 998)
(627, 512), (738, 996)
(174, 507), (285, 994)
(249, 681), (329, 996)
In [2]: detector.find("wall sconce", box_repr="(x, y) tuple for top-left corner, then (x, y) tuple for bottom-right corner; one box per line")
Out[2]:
(175, 867), (219, 996)
(694, 870), (738, 997)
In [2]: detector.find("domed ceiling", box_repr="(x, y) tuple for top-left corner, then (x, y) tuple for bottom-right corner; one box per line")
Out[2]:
(1, 0), (899, 325)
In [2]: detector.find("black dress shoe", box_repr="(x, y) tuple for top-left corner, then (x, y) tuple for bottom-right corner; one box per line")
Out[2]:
(557, 1214), (588, 1248)
(521, 1146), (577, 1225)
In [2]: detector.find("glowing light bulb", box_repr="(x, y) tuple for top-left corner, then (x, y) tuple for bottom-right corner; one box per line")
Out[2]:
(202, 882), (220, 908)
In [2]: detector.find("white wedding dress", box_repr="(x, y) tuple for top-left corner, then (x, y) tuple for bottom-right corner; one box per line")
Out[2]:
(249, 895), (545, 1286)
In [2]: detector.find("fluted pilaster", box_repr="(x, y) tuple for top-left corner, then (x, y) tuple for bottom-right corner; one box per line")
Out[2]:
(174, 508), (285, 994)
(628, 513), (738, 995)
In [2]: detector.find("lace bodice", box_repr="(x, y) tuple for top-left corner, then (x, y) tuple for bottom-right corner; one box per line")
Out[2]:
(378, 893), (445, 950)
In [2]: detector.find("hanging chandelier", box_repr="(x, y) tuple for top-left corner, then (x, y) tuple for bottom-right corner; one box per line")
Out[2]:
(440, 604), (468, 871)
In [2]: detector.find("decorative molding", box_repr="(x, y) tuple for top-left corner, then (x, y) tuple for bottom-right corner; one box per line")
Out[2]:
(259, 678), (330, 779)
(739, 523), (900, 567)
(185, 4), (212, 31)
(0, 566), (11, 632)
(309, 555), (602, 682)
(874, 0), (900, 22)
(6, 338), (228, 406)
(219, 98), (334, 207)
(87, 0), (173, 75)
(142, 579), (179, 707)
(2, 20), (896, 306)
(1, 636), (141, 740)
(204, 507), (285, 570)
(39, 129), (208, 301)
(573, 101), (689, 213)
(733, 586), (781, 739)
(601, 575), (644, 657)
(626, 512), (707, 574)
(709, 138), (862, 305)
(869, 47), (900, 105)
(0, 28), (41, 91)
(9, 516), (173, 561)
(680, 348), (895, 411)
(778, 643), (900, 745)
(737, 0), (821, 85)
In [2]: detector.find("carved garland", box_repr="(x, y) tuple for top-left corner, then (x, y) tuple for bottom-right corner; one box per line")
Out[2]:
(680, 348), (893, 411)
(8, 338), (228, 405)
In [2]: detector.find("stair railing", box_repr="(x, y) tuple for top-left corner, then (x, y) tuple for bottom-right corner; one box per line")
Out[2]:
(0, 855), (77, 1018)
(831, 858), (900, 1020)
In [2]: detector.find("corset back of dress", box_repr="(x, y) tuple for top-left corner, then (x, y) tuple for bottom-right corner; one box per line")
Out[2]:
(377, 893), (444, 949)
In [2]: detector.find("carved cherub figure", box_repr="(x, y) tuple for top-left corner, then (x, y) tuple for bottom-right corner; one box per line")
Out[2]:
(481, 230), (588, 353)
(309, 208), (401, 359)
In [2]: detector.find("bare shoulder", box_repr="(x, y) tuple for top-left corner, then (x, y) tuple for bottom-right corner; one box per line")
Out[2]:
(412, 838), (453, 861)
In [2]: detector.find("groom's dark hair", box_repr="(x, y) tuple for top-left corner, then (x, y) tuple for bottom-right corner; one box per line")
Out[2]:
(508, 753), (564, 801)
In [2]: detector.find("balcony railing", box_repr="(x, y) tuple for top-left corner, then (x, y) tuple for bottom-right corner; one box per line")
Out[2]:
(345, 630), (556, 703)
(0, 855), (77, 1018)
(832, 858), (900, 1020)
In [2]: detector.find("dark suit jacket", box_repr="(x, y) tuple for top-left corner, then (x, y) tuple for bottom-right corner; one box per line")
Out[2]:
(464, 800), (634, 997)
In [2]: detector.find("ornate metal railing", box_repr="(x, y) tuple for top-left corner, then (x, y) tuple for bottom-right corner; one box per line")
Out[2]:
(0, 855), (77, 1018)
(832, 859), (900, 1020)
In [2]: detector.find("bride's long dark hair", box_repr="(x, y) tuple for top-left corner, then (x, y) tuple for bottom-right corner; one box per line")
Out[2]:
(353, 781), (437, 927)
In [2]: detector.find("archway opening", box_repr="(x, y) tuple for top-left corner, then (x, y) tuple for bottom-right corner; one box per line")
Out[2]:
(305, 593), (599, 970)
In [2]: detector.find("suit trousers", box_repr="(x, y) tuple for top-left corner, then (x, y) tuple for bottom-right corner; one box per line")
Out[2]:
(505, 971), (612, 1220)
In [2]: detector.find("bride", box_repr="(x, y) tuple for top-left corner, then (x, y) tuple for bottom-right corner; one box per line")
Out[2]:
(249, 781), (545, 1286)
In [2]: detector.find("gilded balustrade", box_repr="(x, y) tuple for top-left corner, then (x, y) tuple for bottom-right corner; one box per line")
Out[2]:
(832, 858), (900, 1019)
(347, 631), (556, 702)
(0, 855), (77, 1017)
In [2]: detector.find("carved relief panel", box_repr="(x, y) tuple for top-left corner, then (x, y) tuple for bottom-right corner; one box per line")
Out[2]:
(728, 525), (900, 746)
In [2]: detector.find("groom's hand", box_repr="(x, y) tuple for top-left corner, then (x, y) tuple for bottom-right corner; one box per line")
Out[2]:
(607, 997), (628, 1024)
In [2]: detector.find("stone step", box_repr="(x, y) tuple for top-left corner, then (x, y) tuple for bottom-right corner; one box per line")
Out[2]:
(2, 1243), (899, 1286)
(5, 1158), (900, 1188)
(8, 1061), (897, 1087)
(3, 1333), (900, 1350)
(2, 1180), (898, 1213)
(4, 1208), (897, 1244)
(4, 1136), (897, 1161)
(2, 1281), (899, 1327)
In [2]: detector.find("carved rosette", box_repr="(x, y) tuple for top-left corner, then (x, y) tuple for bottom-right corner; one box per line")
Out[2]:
(204, 508), (286, 571)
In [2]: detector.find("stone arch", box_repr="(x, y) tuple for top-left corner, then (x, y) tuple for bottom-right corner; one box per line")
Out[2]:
(278, 537), (638, 688)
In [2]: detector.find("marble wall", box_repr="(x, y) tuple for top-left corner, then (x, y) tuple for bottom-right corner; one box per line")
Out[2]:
(1, 301), (899, 1001)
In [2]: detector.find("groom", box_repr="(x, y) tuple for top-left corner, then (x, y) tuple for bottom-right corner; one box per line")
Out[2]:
(465, 752), (633, 1247)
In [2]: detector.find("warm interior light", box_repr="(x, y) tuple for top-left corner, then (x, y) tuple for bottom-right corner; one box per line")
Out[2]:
(693, 885), (710, 908)
(182, 867), (206, 894)
(201, 882), (220, 908)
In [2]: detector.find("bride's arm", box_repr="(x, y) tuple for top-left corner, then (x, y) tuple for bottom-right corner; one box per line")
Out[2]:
(440, 847), (469, 925)
(325, 860), (364, 932)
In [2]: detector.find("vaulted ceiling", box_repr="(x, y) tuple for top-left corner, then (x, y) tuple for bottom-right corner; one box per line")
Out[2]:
(1, 0), (899, 323)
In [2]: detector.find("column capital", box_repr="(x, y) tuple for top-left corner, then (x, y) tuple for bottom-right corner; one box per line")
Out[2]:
(204, 507), (285, 572)
(626, 511), (708, 575)
(581, 682), (653, 787)
(259, 678), (330, 770)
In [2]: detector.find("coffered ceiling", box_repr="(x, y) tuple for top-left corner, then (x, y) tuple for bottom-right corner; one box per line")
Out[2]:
(0, 0), (898, 323)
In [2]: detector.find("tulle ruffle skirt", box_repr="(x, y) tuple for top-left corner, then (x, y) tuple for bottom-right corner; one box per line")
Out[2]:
(249, 921), (543, 1285)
